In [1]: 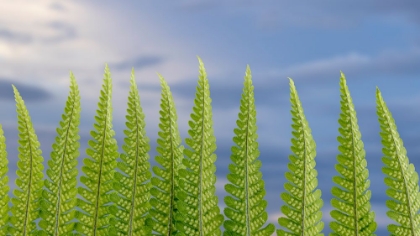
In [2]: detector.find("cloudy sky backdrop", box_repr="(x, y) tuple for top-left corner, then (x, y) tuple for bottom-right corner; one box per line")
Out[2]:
(1, 0), (420, 234)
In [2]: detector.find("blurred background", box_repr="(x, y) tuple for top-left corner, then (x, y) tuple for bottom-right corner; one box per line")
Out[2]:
(1, 0), (420, 235)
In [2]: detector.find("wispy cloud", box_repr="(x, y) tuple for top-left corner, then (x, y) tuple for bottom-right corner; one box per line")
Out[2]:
(0, 79), (52, 102)
(110, 55), (164, 71)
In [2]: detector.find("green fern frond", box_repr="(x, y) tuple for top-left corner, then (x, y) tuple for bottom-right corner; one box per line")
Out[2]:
(329, 72), (377, 235)
(223, 65), (275, 236)
(176, 57), (224, 236)
(76, 64), (119, 235)
(0, 124), (10, 234)
(9, 85), (44, 235)
(149, 73), (185, 235)
(277, 78), (324, 236)
(376, 87), (420, 236)
(38, 72), (81, 236)
(108, 69), (152, 235)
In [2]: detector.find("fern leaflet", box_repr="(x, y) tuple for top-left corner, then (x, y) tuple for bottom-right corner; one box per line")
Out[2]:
(376, 87), (420, 235)
(329, 72), (377, 235)
(9, 85), (44, 235)
(38, 72), (81, 236)
(149, 73), (185, 235)
(277, 78), (324, 236)
(223, 65), (275, 236)
(176, 57), (224, 235)
(76, 64), (119, 235)
(0, 124), (10, 234)
(108, 69), (152, 235)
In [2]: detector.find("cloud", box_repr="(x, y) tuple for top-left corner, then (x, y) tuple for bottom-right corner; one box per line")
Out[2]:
(0, 79), (52, 102)
(110, 55), (164, 71)
(42, 20), (77, 43)
(248, 0), (420, 29)
(0, 1), (78, 46)
(49, 2), (67, 12)
(264, 47), (420, 84)
(0, 28), (33, 44)
(175, 0), (420, 30)
(155, 46), (419, 115)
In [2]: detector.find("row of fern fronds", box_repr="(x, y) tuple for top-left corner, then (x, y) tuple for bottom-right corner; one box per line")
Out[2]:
(0, 57), (419, 236)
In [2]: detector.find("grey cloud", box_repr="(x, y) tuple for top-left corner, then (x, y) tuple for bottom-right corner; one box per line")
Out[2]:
(42, 21), (77, 43)
(178, 0), (420, 29)
(161, 73), (290, 112)
(159, 48), (420, 112)
(49, 2), (67, 12)
(0, 20), (76, 45)
(0, 79), (52, 102)
(178, 0), (220, 11)
(260, 0), (420, 29)
(0, 28), (33, 44)
(111, 55), (164, 72)
(256, 48), (420, 91)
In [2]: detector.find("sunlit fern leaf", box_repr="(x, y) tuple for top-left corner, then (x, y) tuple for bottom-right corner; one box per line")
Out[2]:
(329, 72), (377, 236)
(149, 73), (185, 235)
(38, 72), (81, 236)
(176, 57), (224, 236)
(9, 85), (44, 235)
(376, 87), (420, 236)
(223, 65), (275, 236)
(76, 64), (119, 235)
(277, 78), (324, 236)
(108, 69), (152, 235)
(0, 124), (10, 234)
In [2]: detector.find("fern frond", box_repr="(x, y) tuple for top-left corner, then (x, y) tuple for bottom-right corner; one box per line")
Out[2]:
(223, 65), (275, 236)
(108, 69), (152, 235)
(9, 85), (44, 235)
(376, 87), (420, 236)
(149, 73), (185, 235)
(277, 78), (324, 236)
(76, 64), (119, 235)
(38, 72), (81, 236)
(329, 72), (377, 235)
(176, 57), (224, 236)
(0, 124), (10, 234)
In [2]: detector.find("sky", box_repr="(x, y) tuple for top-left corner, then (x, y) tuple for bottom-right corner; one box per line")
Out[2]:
(1, 0), (420, 235)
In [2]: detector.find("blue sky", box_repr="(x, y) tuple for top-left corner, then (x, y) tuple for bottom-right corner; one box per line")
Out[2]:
(1, 0), (420, 234)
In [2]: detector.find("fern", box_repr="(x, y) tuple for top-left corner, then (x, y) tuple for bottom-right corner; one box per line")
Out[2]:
(149, 74), (185, 235)
(38, 72), (81, 236)
(329, 72), (377, 235)
(76, 64), (119, 235)
(108, 69), (152, 235)
(223, 65), (275, 236)
(0, 124), (10, 234)
(375, 87), (420, 235)
(176, 57), (224, 235)
(9, 85), (45, 235)
(277, 78), (324, 236)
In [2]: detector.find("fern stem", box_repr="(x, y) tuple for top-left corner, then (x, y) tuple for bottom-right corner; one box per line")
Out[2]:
(166, 92), (176, 235)
(244, 84), (251, 236)
(198, 65), (205, 236)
